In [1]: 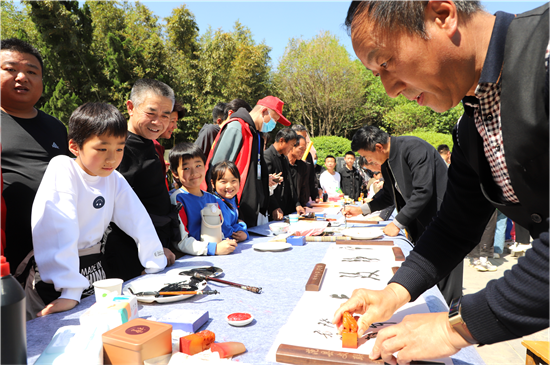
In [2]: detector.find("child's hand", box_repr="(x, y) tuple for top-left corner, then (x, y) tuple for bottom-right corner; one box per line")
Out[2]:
(216, 239), (238, 255)
(232, 231), (248, 242)
(163, 247), (176, 266)
(37, 298), (78, 317)
(272, 208), (284, 221)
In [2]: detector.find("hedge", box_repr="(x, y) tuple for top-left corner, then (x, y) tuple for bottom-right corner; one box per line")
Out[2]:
(310, 136), (351, 168)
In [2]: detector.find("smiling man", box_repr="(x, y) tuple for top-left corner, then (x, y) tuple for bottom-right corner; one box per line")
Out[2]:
(102, 79), (177, 281)
(1, 38), (69, 283)
(334, 1), (549, 363)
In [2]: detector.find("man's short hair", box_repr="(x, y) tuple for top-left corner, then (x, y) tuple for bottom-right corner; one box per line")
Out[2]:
(351, 125), (390, 152)
(173, 100), (186, 120)
(212, 102), (226, 123)
(357, 155), (368, 167)
(275, 128), (298, 143)
(345, 1), (482, 39)
(325, 155), (336, 163)
(295, 135), (306, 146)
(129, 78), (175, 109)
(437, 144), (450, 154)
(169, 142), (206, 173)
(345, 151), (356, 158)
(223, 98), (252, 120)
(68, 102), (127, 148)
(291, 124), (308, 133)
(0, 38), (44, 72)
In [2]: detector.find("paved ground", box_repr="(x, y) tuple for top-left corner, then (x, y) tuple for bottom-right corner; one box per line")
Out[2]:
(462, 249), (549, 364)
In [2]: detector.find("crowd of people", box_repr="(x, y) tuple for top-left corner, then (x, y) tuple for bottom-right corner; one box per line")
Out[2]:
(1, 0), (549, 361)
(0, 37), (375, 320)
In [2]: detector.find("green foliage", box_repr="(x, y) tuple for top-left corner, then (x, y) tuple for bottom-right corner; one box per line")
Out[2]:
(357, 60), (463, 136)
(276, 31), (366, 138)
(2, 1), (464, 148)
(399, 128), (454, 151)
(310, 136), (351, 168)
(383, 100), (463, 135)
(41, 79), (82, 126)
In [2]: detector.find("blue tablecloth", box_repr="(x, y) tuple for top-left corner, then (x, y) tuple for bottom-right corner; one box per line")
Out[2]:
(26, 227), (484, 364)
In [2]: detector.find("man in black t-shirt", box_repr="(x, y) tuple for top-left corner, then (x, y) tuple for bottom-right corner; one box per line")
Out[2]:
(1, 38), (69, 282)
(102, 78), (176, 281)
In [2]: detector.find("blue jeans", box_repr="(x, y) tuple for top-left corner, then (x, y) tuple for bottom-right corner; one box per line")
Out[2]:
(493, 210), (507, 254)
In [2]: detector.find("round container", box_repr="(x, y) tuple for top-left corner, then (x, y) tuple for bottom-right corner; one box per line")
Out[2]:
(226, 312), (254, 327)
(93, 278), (123, 302)
(269, 222), (290, 235)
(289, 214), (299, 224)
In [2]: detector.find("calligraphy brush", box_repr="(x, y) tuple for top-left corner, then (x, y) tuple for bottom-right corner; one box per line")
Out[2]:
(193, 272), (262, 294)
(128, 287), (219, 297)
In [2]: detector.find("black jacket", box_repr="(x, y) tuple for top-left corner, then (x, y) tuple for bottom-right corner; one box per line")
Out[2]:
(391, 6), (549, 345)
(264, 145), (298, 217)
(369, 136), (448, 243)
(338, 166), (363, 201)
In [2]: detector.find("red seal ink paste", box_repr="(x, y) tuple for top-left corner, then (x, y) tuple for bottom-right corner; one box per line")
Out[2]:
(228, 313), (251, 321)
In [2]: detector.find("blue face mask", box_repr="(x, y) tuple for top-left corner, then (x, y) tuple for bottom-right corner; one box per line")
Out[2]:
(313, 159), (317, 165)
(261, 118), (277, 133)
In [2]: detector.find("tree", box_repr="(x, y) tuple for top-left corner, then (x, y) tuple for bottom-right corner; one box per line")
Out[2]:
(276, 31), (365, 138)
(41, 79), (82, 126)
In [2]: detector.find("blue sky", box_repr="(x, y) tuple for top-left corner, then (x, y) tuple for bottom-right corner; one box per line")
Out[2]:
(143, 1), (547, 69)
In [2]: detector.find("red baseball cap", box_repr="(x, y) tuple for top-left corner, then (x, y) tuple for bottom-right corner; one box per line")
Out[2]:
(256, 96), (291, 126)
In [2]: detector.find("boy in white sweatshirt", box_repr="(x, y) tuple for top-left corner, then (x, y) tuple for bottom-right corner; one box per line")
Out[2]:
(31, 102), (167, 317)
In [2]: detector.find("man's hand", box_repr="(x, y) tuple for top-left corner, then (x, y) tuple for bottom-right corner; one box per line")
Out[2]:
(37, 298), (78, 317)
(268, 173), (283, 187)
(216, 239), (238, 255)
(296, 205), (306, 215)
(343, 205), (362, 218)
(272, 208), (284, 221)
(163, 247), (176, 266)
(332, 283), (411, 336)
(232, 230), (248, 242)
(383, 222), (401, 237)
(369, 312), (471, 364)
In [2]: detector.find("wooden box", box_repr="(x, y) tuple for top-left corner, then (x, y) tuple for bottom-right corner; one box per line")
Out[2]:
(102, 318), (172, 365)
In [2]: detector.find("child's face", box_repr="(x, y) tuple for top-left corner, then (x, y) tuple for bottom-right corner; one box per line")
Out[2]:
(175, 157), (205, 191)
(69, 134), (126, 177)
(214, 170), (240, 200)
(325, 158), (336, 171)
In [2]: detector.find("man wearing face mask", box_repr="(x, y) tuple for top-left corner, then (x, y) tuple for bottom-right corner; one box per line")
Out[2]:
(204, 96), (291, 227)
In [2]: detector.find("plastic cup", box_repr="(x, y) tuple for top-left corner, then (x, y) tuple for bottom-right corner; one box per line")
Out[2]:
(289, 214), (299, 224)
(93, 278), (123, 302)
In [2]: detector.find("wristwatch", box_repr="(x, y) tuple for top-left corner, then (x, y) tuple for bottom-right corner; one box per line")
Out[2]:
(448, 297), (478, 344)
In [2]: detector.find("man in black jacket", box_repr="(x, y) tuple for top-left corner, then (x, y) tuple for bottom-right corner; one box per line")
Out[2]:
(264, 128), (304, 219)
(344, 125), (460, 304)
(338, 151), (363, 201)
(334, 1), (548, 362)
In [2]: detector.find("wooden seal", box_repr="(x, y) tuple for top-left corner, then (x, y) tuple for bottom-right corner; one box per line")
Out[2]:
(392, 266), (399, 275)
(305, 263), (326, 291)
(392, 247), (405, 261)
(275, 344), (444, 365)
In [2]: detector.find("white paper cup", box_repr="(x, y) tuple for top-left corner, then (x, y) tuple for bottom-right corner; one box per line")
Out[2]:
(289, 214), (299, 224)
(93, 278), (123, 302)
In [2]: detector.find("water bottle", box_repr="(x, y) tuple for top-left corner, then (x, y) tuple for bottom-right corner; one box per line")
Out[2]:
(1, 255), (27, 364)
(201, 203), (223, 243)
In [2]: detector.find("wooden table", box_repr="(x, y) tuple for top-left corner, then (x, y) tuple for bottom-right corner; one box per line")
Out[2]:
(522, 341), (550, 365)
